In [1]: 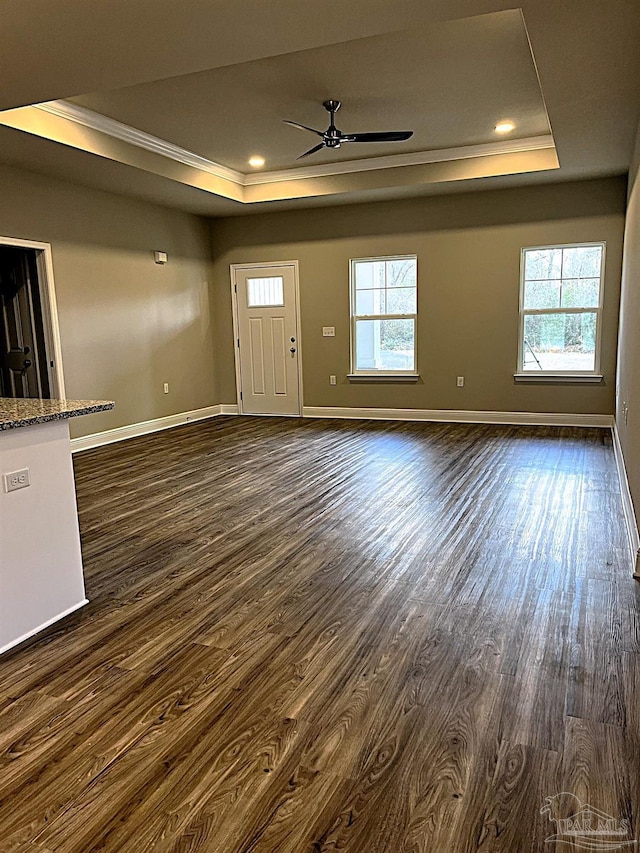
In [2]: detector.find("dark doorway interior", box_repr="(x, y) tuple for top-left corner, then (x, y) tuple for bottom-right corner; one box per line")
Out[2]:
(0, 246), (51, 399)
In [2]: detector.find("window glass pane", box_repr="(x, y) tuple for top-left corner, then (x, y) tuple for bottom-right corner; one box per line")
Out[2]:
(560, 278), (600, 308)
(386, 287), (417, 314)
(354, 261), (385, 290)
(355, 288), (386, 315)
(523, 280), (561, 309)
(387, 258), (417, 288)
(524, 249), (562, 281)
(562, 246), (602, 279)
(356, 319), (414, 371)
(247, 276), (284, 307)
(523, 312), (596, 372)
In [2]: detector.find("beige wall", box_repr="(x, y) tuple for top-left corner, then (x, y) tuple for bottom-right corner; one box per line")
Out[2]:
(211, 178), (625, 414)
(0, 164), (627, 442)
(616, 121), (640, 544)
(0, 163), (217, 437)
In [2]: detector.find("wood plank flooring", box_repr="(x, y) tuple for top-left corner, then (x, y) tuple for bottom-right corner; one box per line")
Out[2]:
(0, 416), (638, 852)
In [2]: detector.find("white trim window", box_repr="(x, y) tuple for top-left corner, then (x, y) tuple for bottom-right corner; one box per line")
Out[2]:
(350, 255), (417, 374)
(518, 242), (605, 375)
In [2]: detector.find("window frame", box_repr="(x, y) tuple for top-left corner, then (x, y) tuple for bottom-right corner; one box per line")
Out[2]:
(517, 241), (606, 377)
(349, 254), (418, 376)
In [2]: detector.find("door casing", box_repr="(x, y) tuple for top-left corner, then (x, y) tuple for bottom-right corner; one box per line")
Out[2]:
(0, 236), (66, 398)
(230, 261), (303, 416)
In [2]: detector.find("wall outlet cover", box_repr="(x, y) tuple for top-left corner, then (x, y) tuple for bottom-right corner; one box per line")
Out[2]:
(4, 468), (30, 493)
(322, 327), (336, 337)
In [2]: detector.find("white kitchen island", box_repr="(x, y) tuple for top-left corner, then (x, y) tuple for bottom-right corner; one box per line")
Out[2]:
(0, 397), (114, 653)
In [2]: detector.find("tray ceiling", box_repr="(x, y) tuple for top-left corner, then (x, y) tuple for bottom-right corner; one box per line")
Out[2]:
(0, 0), (638, 215)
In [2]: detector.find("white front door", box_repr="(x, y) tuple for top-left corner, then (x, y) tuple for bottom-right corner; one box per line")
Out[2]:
(232, 262), (302, 416)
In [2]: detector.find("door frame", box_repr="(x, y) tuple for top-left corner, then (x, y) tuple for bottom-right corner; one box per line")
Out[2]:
(0, 235), (66, 398)
(230, 260), (303, 416)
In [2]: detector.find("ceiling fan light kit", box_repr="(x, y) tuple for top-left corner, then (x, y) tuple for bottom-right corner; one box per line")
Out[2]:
(284, 100), (414, 159)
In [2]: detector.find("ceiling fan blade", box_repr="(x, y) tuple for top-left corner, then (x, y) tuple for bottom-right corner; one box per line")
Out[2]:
(297, 142), (326, 160)
(283, 120), (324, 137)
(342, 131), (414, 143)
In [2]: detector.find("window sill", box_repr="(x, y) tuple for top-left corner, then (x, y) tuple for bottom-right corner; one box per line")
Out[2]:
(514, 373), (604, 384)
(348, 373), (421, 383)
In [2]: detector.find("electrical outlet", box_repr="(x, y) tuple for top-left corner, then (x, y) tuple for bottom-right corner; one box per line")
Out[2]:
(322, 327), (335, 337)
(163, 382), (169, 394)
(330, 375), (337, 385)
(4, 468), (30, 493)
(456, 376), (465, 387)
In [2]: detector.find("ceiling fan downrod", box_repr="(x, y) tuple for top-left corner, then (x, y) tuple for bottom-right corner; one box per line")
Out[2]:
(323, 100), (342, 148)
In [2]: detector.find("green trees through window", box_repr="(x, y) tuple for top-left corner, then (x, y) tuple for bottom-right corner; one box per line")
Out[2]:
(351, 256), (417, 373)
(519, 244), (604, 373)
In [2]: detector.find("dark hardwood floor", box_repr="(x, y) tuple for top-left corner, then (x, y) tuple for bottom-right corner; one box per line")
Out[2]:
(0, 416), (638, 852)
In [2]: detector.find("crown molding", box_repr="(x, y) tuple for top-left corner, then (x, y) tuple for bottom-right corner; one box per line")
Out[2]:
(35, 100), (555, 189)
(244, 135), (555, 184)
(36, 100), (245, 184)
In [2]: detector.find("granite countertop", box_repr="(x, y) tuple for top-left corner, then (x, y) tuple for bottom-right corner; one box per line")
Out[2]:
(0, 398), (115, 430)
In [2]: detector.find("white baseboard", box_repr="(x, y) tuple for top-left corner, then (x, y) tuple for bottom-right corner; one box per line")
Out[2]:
(70, 405), (237, 453)
(72, 404), (608, 453)
(302, 406), (614, 428)
(0, 598), (89, 656)
(612, 422), (640, 577)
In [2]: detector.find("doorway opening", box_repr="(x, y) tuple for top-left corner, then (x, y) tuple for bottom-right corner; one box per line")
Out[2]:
(0, 237), (65, 399)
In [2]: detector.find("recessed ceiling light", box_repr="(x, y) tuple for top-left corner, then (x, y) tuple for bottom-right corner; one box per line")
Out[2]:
(495, 121), (516, 134)
(248, 156), (265, 168)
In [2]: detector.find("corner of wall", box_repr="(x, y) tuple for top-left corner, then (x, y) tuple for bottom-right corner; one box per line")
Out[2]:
(614, 114), (640, 570)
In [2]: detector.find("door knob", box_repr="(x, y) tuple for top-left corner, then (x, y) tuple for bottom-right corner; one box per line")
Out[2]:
(3, 348), (33, 374)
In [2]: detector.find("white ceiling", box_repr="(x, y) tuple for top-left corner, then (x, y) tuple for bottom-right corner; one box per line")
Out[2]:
(0, 0), (638, 215)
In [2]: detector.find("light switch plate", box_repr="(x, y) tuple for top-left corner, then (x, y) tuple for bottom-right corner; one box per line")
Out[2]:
(322, 327), (335, 337)
(4, 468), (30, 493)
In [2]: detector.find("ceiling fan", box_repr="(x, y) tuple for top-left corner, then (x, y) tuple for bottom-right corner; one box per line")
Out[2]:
(284, 100), (414, 159)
